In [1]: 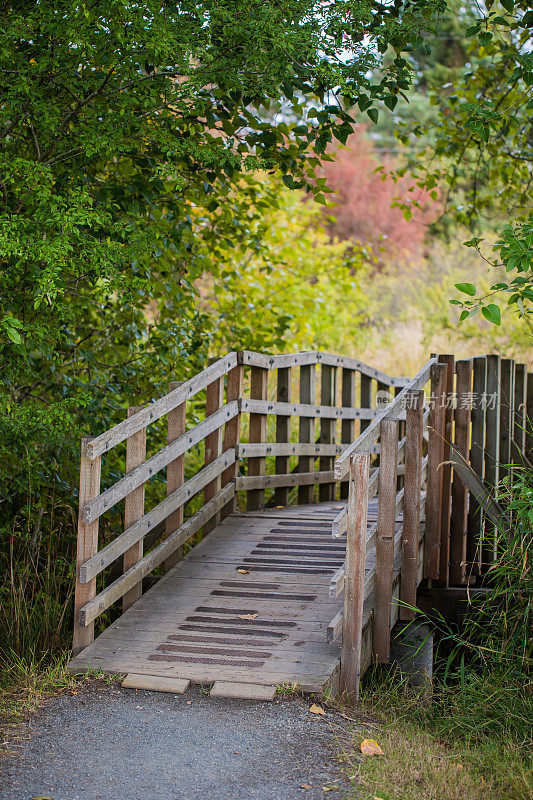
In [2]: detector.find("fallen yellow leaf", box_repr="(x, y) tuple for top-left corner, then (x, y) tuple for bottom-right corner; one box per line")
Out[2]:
(237, 569), (249, 574)
(309, 703), (326, 716)
(360, 738), (383, 756)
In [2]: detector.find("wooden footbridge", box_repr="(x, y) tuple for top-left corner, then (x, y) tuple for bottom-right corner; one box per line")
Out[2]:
(68, 351), (531, 697)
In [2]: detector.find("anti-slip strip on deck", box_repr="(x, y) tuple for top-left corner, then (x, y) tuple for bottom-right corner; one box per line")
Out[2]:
(177, 624), (286, 637)
(157, 644), (272, 659)
(149, 654), (265, 667)
(185, 615), (296, 628)
(167, 634), (274, 647)
(210, 590), (317, 601)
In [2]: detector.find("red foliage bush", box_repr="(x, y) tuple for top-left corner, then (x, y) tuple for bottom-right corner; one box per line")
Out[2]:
(320, 128), (440, 264)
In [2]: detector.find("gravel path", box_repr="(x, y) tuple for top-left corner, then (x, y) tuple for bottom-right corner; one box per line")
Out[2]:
(0, 681), (353, 800)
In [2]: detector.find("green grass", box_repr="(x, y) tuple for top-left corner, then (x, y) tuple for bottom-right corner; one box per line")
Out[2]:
(332, 666), (532, 800)
(0, 650), (119, 751)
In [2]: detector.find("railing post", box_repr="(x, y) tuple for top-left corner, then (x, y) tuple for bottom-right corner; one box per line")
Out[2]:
(424, 362), (446, 580)
(467, 356), (486, 574)
(375, 419), (399, 662)
(340, 368), (356, 500)
(450, 360), (473, 585)
(340, 451), (370, 697)
(298, 363), (316, 505)
(123, 407), (147, 610)
(527, 371), (533, 462)
(482, 354), (501, 571)
(247, 365), (269, 511)
(319, 364), (337, 502)
(204, 369), (225, 532)
(437, 354), (455, 587)
(73, 438), (101, 656)
(221, 358), (244, 519)
(513, 364), (527, 460)
(272, 366), (292, 507)
(165, 380), (186, 572)
(499, 358), (514, 483)
(400, 390), (424, 621)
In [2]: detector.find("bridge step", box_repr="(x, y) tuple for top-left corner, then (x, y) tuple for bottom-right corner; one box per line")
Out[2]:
(122, 674), (190, 693)
(210, 681), (276, 700)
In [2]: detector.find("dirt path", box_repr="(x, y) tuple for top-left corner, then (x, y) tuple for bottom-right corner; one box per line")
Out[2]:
(0, 682), (353, 800)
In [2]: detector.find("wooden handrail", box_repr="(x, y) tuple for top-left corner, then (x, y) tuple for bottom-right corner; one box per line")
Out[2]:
(84, 353), (239, 460)
(83, 401), (239, 523)
(239, 349), (409, 387)
(79, 451), (236, 583)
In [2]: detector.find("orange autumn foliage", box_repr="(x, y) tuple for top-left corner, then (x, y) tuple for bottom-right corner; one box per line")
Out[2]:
(320, 129), (440, 265)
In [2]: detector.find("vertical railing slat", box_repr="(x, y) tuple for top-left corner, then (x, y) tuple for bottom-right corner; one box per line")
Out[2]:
(424, 362), (446, 580)
(123, 406), (147, 610)
(165, 380), (186, 572)
(526, 371), (533, 461)
(203, 372), (225, 533)
(375, 419), (399, 662)
(73, 439), (102, 656)
(298, 364), (316, 505)
(437, 354), (455, 587)
(499, 358), (514, 482)
(340, 368), (356, 500)
(272, 366), (292, 507)
(221, 359), (244, 519)
(482, 354), (501, 570)
(319, 364), (337, 502)
(340, 451), (370, 697)
(512, 363), (527, 460)
(450, 360), (472, 585)
(247, 365), (269, 511)
(467, 355), (486, 574)
(400, 390), (424, 621)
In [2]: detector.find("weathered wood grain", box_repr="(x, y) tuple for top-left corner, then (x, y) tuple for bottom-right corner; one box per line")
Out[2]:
(400, 391), (423, 621)
(85, 353), (238, 460)
(298, 364), (317, 505)
(247, 366), (269, 511)
(221, 361), (244, 519)
(450, 361), (472, 585)
(165, 381), (186, 572)
(319, 364), (337, 502)
(204, 373), (225, 534)
(340, 452), (370, 697)
(79, 484), (235, 626)
(123, 407), (146, 610)
(424, 362), (446, 580)
(80, 451), (236, 583)
(375, 420), (399, 662)
(272, 366), (292, 507)
(83, 401), (239, 523)
(437, 354), (455, 587)
(72, 439), (101, 656)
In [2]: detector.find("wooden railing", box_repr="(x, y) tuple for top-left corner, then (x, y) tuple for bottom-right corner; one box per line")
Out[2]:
(73, 349), (407, 655)
(335, 353), (532, 696)
(73, 348), (532, 689)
